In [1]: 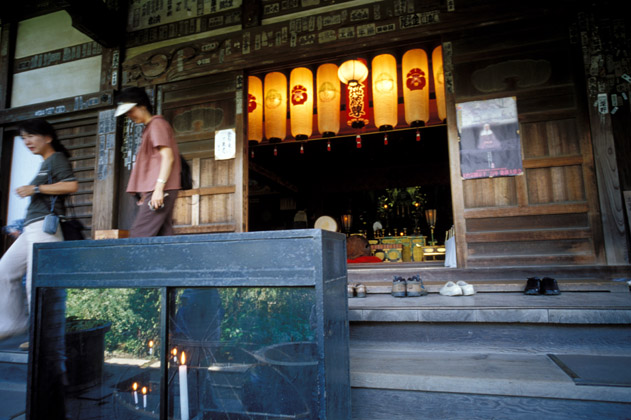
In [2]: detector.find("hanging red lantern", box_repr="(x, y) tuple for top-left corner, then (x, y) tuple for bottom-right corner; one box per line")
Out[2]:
(264, 72), (287, 141)
(372, 54), (398, 130)
(432, 45), (447, 122)
(300, 144), (305, 154)
(290, 67), (313, 140)
(416, 129), (421, 141)
(402, 49), (430, 126)
(327, 140), (331, 152)
(248, 76), (263, 143)
(316, 63), (340, 137)
(356, 134), (362, 148)
(384, 133), (389, 145)
(338, 59), (370, 128)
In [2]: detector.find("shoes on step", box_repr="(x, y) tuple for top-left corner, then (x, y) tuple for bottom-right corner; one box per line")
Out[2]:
(355, 283), (367, 298)
(540, 277), (560, 295)
(439, 281), (463, 296)
(347, 283), (356, 298)
(19, 341), (29, 351)
(524, 277), (541, 295)
(456, 281), (475, 296)
(406, 275), (428, 297)
(392, 276), (407, 297)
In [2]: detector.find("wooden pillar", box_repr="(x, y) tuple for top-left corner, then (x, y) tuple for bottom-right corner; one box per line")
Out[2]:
(91, 47), (122, 233)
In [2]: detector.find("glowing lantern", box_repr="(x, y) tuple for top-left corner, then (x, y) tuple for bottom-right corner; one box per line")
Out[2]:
(402, 49), (430, 126)
(432, 45), (447, 122)
(248, 76), (263, 143)
(338, 59), (369, 128)
(372, 53), (398, 130)
(264, 72), (287, 141)
(289, 67), (313, 140)
(316, 63), (340, 137)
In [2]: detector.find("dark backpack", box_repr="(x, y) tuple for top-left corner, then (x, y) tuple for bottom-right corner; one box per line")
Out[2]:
(180, 154), (193, 190)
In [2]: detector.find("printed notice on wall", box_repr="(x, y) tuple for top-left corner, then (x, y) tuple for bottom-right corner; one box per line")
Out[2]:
(456, 97), (523, 179)
(215, 128), (236, 160)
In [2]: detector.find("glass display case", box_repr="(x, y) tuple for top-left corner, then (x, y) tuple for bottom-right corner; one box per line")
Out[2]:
(28, 230), (349, 420)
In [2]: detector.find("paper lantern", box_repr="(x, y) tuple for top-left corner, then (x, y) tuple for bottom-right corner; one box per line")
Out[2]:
(372, 53), (398, 130)
(316, 63), (340, 137)
(247, 76), (263, 143)
(339, 59), (369, 128)
(289, 67), (313, 140)
(402, 49), (430, 126)
(264, 72), (287, 141)
(432, 45), (447, 122)
(338, 59), (368, 86)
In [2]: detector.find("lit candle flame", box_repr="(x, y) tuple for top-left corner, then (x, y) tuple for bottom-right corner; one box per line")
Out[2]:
(148, 340), (154, 348)
(181, 351), (186, 365)
(172, 348), (178, 356)
(141, 386), (147, 395)
(132, 382), (138, 391)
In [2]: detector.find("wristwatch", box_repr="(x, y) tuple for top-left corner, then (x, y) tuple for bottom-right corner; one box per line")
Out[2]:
(33, 185), (40, 194)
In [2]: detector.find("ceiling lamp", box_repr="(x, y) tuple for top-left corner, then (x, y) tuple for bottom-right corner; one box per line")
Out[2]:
(247, 76), (263, 143)
(402, 48), (430, 126)
(316, 63), (340, 137)
(289, 67), (313, 140)
(432, 45), (447, 122)
(264, 72), (287, 142)
(372, 53), (398, 131)
(339, 59), (370, 128)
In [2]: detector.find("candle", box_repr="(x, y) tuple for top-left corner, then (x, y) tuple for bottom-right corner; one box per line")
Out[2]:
(172, 347), (178, 363)
(142, 386), (147, 409)
(132, 382), (139, 405)
(179, 352), (189, 420)
(148, 340), (154, 355)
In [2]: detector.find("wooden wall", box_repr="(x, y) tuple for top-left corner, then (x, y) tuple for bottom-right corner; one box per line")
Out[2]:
(449, 22), (605, 266)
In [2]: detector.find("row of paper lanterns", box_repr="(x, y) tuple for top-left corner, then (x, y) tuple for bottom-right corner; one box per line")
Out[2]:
(248, 46), (446, 143)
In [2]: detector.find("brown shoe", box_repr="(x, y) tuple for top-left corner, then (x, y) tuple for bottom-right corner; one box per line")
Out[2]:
(406, 275), (428, 297)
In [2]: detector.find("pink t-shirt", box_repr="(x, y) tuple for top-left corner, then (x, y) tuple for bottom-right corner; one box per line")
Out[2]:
(126, 116), (181, 193)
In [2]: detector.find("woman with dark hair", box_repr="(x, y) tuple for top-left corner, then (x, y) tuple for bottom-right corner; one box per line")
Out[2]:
(0, 118), (78, 340)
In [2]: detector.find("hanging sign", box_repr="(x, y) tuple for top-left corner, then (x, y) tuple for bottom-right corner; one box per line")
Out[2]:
(215, 128), (236, 160)
(456, 97), (523, 179)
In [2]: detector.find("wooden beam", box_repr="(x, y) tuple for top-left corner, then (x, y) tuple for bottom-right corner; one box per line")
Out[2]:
(464, 203), (590, 219)
(0, 90), (113, 126)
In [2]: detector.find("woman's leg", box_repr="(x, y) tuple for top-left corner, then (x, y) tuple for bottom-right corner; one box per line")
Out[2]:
(24, 220), (64, 310)
(0, 233), (29, 338)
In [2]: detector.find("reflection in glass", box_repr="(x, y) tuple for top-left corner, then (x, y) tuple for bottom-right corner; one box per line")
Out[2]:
(63, 288), (161, 419)
(169, 287), (317, 419)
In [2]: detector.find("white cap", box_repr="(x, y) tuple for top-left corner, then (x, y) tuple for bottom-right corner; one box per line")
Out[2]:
(114, 102), (137, 117)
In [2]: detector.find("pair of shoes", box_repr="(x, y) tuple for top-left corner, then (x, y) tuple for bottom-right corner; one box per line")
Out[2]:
(439, 281), (475, 296)
(406, 275), (428, 297)
(348, 283), (367, 298)
(524, 277), (560, 295)
(19, 341), (29, 351)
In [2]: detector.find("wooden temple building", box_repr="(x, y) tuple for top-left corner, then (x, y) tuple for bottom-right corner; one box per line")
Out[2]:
(0, 0), (630, 418)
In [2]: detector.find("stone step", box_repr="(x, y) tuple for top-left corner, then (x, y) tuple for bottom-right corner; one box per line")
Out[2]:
(348, 291), (631, 324)
(349, 346), (631, 404)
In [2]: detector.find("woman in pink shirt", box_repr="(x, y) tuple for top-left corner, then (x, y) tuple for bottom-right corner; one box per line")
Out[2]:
(115, 87), (181, 237)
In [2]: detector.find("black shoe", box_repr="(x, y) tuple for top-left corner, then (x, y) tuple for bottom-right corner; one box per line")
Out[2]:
(540, 277), (560, 295)
(524, 277), (540, 295)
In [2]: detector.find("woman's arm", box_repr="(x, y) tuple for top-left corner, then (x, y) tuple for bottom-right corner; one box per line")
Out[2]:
(150, 146), (175, 209)
(16, 180), (79, 197)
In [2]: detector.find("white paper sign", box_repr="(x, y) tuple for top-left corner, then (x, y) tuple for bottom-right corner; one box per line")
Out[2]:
(215, 128), (236, 160)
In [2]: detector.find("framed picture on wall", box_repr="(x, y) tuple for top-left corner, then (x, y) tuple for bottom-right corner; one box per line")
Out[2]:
(456, 97), (523, 179)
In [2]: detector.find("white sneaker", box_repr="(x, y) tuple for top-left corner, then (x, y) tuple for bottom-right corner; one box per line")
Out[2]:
(439, 281), (463, 296)
(457, 281), (475, 296)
